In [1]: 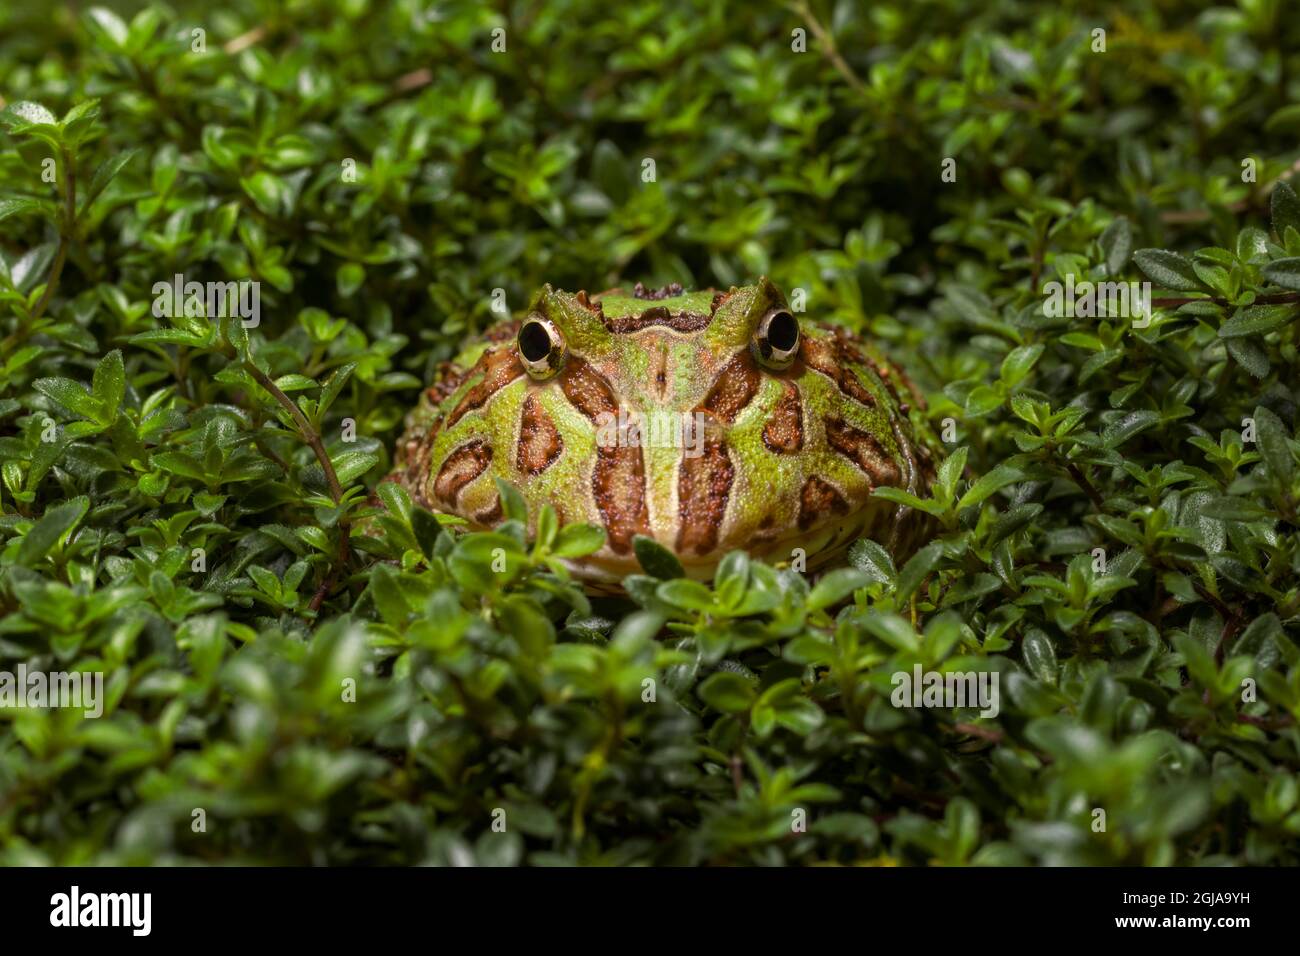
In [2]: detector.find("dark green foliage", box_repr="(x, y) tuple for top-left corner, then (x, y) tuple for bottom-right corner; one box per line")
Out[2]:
(1, 0), (1299, 865)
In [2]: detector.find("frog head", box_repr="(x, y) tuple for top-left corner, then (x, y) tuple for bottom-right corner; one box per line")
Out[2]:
(395, 279), (937, 586)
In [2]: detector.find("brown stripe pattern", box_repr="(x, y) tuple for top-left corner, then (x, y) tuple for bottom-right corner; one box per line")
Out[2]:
(798, 476), (849, 530)
(474, 496), (503, 526)
(603, 306), (713, 334)
(824, 417), (902, 487)
(676, 437), (734, 555)
(762, 381), (804, 454)
(698, 351), (761, 423)
(559, 357), (649, 554)
(516, 393), (563, 475)
(434, 439), (492, 505)
(446, 347), (525, 428)
(800, 335), (876, 407)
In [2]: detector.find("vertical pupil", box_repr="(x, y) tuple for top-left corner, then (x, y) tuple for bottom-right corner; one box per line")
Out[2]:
(519, 322), (552, 362)
(767, 311), (798, 352)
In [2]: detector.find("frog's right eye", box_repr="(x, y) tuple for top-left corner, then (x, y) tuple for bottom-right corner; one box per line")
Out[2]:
(517, 316), (566, 379)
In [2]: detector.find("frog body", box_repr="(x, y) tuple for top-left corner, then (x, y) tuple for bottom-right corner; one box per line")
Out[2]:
(390, 279), (940, 588)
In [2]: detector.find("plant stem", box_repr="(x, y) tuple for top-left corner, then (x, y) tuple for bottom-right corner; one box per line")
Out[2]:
(2, 148), (76, 359)
(241, 358), (352, 611)
(789, 0), (868, 97)
(243, 360), (345, 504)
(1065, 461), (1105, 510)
(1152, 291), (1300, 309)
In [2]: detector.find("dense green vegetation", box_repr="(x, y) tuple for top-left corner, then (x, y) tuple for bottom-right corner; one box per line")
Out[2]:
(1, 0), (1299, 865)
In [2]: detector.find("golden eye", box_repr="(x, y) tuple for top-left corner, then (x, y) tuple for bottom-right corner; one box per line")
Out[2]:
(751, 307), (799, 370)
(517, 316), (565, 379)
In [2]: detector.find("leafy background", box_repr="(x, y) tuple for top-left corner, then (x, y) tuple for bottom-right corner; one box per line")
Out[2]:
(1, 0), (1299, 865)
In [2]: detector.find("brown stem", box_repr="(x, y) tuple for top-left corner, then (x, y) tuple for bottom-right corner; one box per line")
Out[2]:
(29, 147), (76, 322)
(1236, 713), (1295, 730)
(243, 359), (353, 611)
(729, 753), (744, 797)
(223, 26), (267, 55)
(1064, 461), (1105, 510)
(952, 722), (1004, 743)
(789, 0), (867, 96)
(1152, 291), (1300, 309)
(1160, 154), (1300, 224)
(243, 361), (345, 504)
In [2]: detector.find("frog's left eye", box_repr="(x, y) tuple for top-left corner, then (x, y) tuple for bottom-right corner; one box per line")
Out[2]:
(751, 307), (800, 370)
(517, 316), (566, 379)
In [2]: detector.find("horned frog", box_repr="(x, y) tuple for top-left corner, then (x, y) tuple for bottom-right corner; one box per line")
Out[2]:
(388, 279), (940, 591)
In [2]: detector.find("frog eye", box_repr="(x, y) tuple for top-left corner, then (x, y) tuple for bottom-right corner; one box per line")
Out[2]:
(517, 316), (565, 379)
(751, 307), (799, 370)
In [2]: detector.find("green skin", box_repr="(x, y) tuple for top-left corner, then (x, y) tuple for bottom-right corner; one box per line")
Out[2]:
(390, 279), (941, 588)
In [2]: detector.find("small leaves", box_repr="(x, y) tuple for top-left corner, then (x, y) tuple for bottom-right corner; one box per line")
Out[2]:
(633, 534), (684, 580)
(1260, 258), (1300, 290)
(1218, 304), (1298, 337)
(16, 496), (89, 565)
(1, 100), (58, 128)
(1, 0), (1298, 873)
(1271, 180), (1300, 240)
(80, 149), (138, 216)
(1134, 249), (1202, 291)
(1253, 405), (1295, 492)
(1099, 216), (1133, 276)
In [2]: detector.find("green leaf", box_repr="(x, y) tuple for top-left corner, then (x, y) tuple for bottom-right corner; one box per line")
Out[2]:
(33, 376), (103, 421)
(495, 478), (527, 522)
(1, 100), (58, 128)
(1218, 304), (1298, 337)
(957, 463), (1025, 511)
(847, 539), (896, 584)
(1133, 249), (1202, 291)
(91, 349), (125, 423)
(1272, 181), (1300, 240)
(1260, 258), (1300, 291)
(807, 568), (870, 611)
(1101, 410), (1161, 448)
(1253, 405), (1295, 489)
(696, 671), (755, 713)
(1099, 217), (1133, 276)
(964, 384), (1004, 417)
(241, 171), (292, 217)
(80, 149), (138, 216)
(1021, 629), (1058, 684)
(1000, 344), (1043, 388)
(656, 578), (715, 612)
(633, 534), (685, 580)
(896, 541), (944, 602)
(552, 523), (606, 558)
(331, 451), (379, 485)
(1225, 337), (1270, 378)
(0, 198), (42, 224)
(18, 496), (89, 564)
(85, 7), (130, 48)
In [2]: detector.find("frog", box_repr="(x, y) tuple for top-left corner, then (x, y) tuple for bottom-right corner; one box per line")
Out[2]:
(387, 278), (941, 591)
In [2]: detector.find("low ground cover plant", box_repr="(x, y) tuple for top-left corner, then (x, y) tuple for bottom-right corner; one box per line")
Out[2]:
(0, 1), (1298, 865)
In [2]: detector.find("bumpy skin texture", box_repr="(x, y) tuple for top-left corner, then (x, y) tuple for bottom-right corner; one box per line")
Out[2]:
(390, 279), (941, 588)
